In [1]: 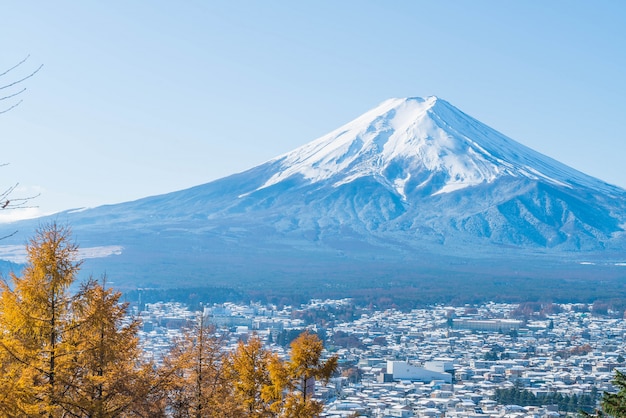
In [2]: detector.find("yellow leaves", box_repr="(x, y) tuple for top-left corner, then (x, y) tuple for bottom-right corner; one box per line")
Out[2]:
(267, 331), (338, 418)
(0, 223), (82, 415)
(63, 278), (158, 417)
(0, 223), (338, 417)
(23, 223), (80, 291)
(288, 331), (338, 385)
(289, 331), (324, 375)
(230, 331), (338, 418)
(229, 335), (276, 417)
(0, 223), (158, 417)
(163, 328), (338, 418)
(161, 317), (236, 417)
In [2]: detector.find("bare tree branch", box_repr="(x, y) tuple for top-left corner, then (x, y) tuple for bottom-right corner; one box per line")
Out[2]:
(0, 57), (41, 239)
(0, 182), (39, 210)
(0, 55), (32, 77)
(0, 88), (27, 101)
(0, 55), (43, 90)
(0, 55), (43, 114)
(0, 100), (23, 115)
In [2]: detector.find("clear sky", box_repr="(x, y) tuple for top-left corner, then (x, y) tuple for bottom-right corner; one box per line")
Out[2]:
(2, 1), (625, 221)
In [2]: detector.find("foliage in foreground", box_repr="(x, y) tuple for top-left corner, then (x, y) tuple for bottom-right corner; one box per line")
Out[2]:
(0, 223), (338, 417)
(582, 369), (626, 417)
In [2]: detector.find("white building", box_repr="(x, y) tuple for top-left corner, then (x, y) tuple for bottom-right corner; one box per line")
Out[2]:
(386, 361), (453, 384)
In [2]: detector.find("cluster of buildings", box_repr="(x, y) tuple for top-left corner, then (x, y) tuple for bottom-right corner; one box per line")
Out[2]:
(133, 299), (626, 417)
(320, 302), (622, 417)
(134, 300), (307, 361)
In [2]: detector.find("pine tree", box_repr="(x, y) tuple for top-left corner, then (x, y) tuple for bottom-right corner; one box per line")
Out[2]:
(0, 223), (81, 416)
(599, 369), (626, 417)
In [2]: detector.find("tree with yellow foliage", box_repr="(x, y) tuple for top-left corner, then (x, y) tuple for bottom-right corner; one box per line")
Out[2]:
(229, 334), (276, 417)
(266, 331), (338, 418)
(0, 223), (339, 417)
(0, 223), (81, 416)
(163, 314), (237, 417)
(64, 277), (165, 417)
(0, 223), (164, 417)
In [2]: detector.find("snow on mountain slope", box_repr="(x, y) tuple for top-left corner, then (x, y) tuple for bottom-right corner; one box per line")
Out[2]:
(25, 96), (626, 252)
(258, 97), (619, 199)
(222, 96), (626, 251)
(2, 96), (626, 292)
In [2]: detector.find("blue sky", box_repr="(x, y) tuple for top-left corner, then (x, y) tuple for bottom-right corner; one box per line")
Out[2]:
(2, 1), (625, 220)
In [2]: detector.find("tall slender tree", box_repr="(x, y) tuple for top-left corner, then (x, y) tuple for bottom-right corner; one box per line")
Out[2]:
(163, 315), (237, 417)
(0, 223), (81, 416)
(63, 277), (165, 417)
(229, 335), (275, 417)
(0, 223), (165, 417)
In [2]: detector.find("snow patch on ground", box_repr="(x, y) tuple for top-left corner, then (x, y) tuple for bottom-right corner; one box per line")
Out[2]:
(80, 246), (124, 259)
(0, 245), (123, 264)
(393, 173), (411, 201)
(0, 245), (27, 263)
(67, 207), (92, 214)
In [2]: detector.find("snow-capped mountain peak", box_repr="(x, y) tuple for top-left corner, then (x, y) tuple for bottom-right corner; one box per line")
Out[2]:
(257, 96), (614, 198)
(2, 96), (626, 293)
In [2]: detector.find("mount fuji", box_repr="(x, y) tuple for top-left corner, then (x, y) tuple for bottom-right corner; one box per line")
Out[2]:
(2, 97), (626, 302)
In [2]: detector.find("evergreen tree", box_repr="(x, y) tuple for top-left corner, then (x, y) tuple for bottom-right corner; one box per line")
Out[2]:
(568, 394), (579, 413)
(600, 369), (626, 417)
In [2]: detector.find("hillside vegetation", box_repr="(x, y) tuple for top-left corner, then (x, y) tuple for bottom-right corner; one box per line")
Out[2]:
(0, 223), (337, 417)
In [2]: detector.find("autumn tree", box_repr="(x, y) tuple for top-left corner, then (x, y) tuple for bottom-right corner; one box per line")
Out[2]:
(0, 223), (81, 416)
(163, 315), (237, 417)
(0, 223), (339, 418)
(266, 331), (338, 418)
(0, 223), (163, 417)
(229, 334), (276, 417)
(63, 277), (166, 417)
